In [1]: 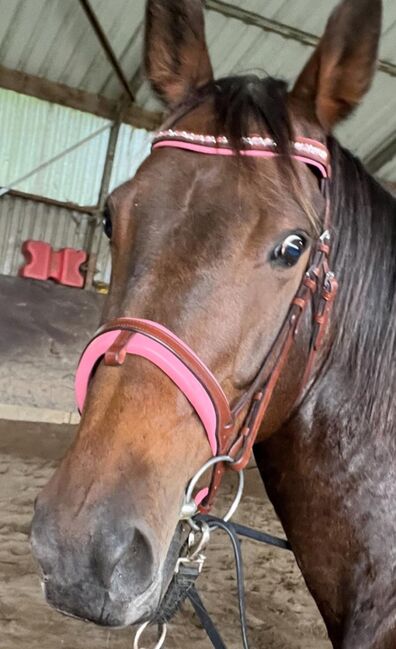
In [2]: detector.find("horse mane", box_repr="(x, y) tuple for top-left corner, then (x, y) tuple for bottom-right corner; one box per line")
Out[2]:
(326, 141), (396, 432)
(199, 74), (396, 431)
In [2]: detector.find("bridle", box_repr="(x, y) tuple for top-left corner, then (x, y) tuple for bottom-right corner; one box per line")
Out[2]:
(75, 128), (338, 513)
(75, 128), (339, 649)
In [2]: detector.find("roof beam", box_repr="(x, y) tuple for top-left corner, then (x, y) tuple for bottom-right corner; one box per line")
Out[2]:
(382, 181), (396, 196)
(0, 65), (162, 131)
(365, 133), (396, 174)
(78, 0), (135, 103)
(205, 0), (396, 78)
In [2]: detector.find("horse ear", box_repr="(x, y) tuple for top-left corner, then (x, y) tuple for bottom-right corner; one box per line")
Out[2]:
(291, 0), (382, 132)
(144, 0), (214, 108)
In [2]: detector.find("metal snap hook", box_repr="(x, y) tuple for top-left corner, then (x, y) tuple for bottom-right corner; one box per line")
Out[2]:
(187, 521), (211, 560)
(133, 622), (167, 649)
(174, 519), (211, 575)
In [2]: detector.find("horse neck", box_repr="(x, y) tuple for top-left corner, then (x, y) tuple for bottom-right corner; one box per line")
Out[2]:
(255, 144), (396, 649)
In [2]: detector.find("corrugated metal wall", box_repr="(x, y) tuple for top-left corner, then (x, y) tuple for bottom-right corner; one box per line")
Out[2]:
(95, 241), (112, 286)
(0, 88), (111, 206)
(0, 90), (152, 284)
(0, 194), (92, 276)
(110, 125), (152, 191)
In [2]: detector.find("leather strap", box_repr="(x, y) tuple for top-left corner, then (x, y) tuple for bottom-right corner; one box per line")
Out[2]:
(199, 231), (337, 511)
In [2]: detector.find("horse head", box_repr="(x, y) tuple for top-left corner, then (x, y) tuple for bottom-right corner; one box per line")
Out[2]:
(31, 1), (387, 645)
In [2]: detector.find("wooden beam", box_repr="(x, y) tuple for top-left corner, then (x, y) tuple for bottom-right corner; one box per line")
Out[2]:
(6, 189), (97, 215)
(205, 0), (396, 78)
(365, 133), (396, 174)
(0, 65), (162, 131)
(380, 180), (396, 196)
(78, 0), (135, 103)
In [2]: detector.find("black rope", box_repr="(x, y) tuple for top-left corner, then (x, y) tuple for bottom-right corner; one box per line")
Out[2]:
(187, 586), (228, 649)
(204, 518), (250, 649)
(189, 515), (291, 649)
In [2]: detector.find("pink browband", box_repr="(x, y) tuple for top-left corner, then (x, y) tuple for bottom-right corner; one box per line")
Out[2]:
(75, 129), (331, 508)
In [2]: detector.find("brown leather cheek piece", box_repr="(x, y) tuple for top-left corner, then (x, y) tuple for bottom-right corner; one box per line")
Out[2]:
(202, 233), (338, 511)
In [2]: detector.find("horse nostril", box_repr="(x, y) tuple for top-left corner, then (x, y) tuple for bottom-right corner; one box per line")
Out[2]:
(109, 528), (154, 598)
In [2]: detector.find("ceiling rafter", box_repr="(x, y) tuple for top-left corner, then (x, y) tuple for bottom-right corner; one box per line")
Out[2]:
(365, 133), (396, 174)
(0, 65), (162, 131)
(78, 0), (136, 103)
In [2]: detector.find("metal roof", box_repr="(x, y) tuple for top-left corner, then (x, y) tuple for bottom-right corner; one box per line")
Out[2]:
(0, 0), (395, 178)
(0, 0), (145, 100)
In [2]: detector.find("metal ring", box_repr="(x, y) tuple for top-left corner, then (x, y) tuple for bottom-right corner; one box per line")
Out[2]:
(184, 455), (235, 505)
(223, 469), (244, 523)
(133, 622), (167, 649)
(180, 455), (244, 531)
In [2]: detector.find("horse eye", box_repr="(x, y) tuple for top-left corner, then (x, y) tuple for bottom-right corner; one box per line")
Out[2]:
(273, 234), (307, 267)
(103, 207), (112, 240)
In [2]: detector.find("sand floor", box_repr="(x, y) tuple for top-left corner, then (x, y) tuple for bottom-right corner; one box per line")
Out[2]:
(0, 419), (331, 649)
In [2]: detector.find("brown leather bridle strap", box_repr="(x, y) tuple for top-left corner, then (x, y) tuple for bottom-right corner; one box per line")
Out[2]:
(199, 228), (338, 511)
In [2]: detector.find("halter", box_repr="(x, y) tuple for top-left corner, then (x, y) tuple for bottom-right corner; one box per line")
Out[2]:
(75, 129), (338, 512)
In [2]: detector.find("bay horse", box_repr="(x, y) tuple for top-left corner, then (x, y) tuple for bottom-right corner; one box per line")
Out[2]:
(31, 0), (396, 647)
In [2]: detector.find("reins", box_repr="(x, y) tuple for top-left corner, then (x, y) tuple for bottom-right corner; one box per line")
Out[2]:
(188, 515), (292, 649)
(135, 514), (292, 649)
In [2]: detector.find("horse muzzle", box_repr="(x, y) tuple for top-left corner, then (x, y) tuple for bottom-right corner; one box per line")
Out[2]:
(30, 499), (182, 627)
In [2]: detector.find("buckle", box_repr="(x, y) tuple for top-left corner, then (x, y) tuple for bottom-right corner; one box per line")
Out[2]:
(322, 271), (338, 301)
(175, 555), (206, 576)
(227, 391), (264, 472)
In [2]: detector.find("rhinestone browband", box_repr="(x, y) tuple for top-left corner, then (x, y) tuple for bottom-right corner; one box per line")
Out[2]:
(152, 129), (329, 163)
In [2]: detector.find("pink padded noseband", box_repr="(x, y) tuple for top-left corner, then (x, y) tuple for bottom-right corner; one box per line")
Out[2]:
(75, 319), (233, 455)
